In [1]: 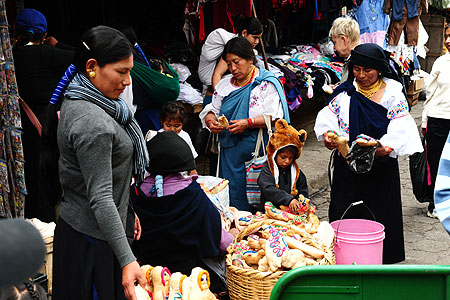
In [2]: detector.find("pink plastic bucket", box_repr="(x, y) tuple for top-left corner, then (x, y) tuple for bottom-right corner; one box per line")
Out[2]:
(331, 219), (385, 265)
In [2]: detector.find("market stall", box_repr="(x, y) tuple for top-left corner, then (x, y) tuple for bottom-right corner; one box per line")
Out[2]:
(0, 0), (26, 219)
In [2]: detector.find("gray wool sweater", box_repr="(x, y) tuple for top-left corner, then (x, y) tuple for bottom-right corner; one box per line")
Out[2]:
(57, 98), (135, 267)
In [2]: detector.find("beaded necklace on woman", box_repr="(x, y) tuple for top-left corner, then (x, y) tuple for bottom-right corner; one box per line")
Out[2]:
(357, 77), (385, 100)
(232, 65), (256, 87)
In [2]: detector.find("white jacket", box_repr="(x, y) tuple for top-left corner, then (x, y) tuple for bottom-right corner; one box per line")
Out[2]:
(422, 52), (450, 128)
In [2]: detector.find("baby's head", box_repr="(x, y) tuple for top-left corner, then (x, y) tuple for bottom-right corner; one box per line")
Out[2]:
(275, 145), (298, 169)
(329, 17), (360, 58)
(160, 102), (185, 134)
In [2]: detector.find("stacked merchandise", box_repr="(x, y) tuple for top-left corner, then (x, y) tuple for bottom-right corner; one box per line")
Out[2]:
(0, 0), (26, 218)
(135, 265), (218, 300)
(265, 43), (343, 110)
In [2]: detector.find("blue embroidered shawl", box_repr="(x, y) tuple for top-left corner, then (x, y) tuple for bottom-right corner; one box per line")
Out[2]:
(331, 81), (390, 142)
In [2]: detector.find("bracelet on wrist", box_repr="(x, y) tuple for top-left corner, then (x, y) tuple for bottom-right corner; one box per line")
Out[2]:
(325, 129), (338, 136)
(247, 118), (254, 129)
(206, 119), (213, 127)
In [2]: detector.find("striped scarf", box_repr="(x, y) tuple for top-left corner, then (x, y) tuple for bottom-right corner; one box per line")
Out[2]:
(65, 73), (149, 182)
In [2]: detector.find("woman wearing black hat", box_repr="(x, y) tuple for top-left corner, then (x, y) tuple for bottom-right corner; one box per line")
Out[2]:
(131, 131), (227, 294)
(314, 43), (423, 264)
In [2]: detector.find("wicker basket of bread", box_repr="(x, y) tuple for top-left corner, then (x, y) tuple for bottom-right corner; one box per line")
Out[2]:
(226, 199), (335, 300)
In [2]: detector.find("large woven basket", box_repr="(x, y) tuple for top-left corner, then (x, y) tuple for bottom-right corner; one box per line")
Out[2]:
(226, 219), (335, 300)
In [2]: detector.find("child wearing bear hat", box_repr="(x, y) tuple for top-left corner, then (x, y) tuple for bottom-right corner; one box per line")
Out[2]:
(257, 119), (309, 212)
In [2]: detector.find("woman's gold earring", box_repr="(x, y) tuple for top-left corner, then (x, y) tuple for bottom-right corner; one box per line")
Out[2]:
(89, 70), (96, 78)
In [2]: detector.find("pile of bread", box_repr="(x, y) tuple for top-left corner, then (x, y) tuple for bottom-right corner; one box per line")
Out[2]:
(135, 265), (217, 300)
(228, 198), (335, 272)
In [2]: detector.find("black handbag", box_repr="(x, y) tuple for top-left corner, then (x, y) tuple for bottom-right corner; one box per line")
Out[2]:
(409, 138), (432, 203)
(345, 141), (377, 174)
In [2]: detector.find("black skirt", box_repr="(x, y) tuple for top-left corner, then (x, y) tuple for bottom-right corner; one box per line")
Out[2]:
(329, 152), (405, 264)
(52, 218), (126, 300)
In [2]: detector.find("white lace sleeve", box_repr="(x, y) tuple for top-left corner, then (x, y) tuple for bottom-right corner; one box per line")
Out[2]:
(251, 81), (284, 119)
(199, 91), (223, 129)
(380, 97), (423, 156)
(314, 92), (347, 141)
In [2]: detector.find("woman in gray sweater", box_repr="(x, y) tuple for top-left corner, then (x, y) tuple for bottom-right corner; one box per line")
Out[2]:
(45, 26), (148, 300)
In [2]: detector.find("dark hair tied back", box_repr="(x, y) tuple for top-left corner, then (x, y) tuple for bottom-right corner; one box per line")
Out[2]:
(222, 36), (256, 64)
(12, 30), (45, 52)
(73, 25), (133, 73)
(234, 16), (263, 35)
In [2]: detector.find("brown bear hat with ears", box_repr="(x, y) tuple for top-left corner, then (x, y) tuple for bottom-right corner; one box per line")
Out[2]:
(266, 119), (307, 196)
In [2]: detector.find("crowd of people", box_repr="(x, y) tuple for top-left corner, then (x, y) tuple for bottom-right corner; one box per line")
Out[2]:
(1, 6), (450, 300)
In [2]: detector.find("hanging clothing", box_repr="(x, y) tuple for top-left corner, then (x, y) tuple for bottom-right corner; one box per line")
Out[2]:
(355, 0), (390, 47)
(314, 79), (422, 264)
(386, 0), (427, 46)
(199, 68), (289, 211)
(390, 0), (419, 20)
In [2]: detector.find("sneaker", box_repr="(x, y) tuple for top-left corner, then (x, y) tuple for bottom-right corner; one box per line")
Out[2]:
(427, 209), (438, 219)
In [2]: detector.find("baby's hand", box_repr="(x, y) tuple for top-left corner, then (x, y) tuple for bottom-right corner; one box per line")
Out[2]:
(289, 199), (300, 214)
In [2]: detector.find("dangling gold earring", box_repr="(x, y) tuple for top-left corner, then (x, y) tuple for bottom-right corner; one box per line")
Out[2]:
(88, 70), (96, 78)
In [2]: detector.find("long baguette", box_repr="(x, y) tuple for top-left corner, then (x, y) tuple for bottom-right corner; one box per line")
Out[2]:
(285, 236), (326, 259)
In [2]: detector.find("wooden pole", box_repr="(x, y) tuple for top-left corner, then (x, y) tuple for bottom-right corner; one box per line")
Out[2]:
(251, 0), (269, 70)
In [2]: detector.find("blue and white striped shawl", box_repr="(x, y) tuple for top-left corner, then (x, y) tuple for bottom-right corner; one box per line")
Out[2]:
(65, 73), (149, 182)
(435, 132), (450, 234)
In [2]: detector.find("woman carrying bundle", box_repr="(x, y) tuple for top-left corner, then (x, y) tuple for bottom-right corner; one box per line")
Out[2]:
(199, 36), (290, 212)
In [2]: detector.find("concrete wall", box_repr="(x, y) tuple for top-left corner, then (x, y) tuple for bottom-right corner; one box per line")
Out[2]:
(419, 15), (446, 73)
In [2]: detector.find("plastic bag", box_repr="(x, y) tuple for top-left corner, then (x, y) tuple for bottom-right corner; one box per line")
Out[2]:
(197, 175), (231, 212)
(345, 141), (377, 174)
(409, 138), (432, 203)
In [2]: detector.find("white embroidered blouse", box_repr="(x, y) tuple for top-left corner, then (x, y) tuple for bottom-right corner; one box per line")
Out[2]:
(199, 69), (285, 127)
(314, 78), (423, 157)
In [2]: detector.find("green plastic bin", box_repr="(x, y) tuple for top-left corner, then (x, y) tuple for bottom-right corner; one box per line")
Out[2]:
(270, 265), (450, 300)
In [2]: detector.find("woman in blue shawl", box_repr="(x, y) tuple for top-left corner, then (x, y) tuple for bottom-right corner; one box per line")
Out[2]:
(314, 43), (422, 264)
(199, 37), (290, 212)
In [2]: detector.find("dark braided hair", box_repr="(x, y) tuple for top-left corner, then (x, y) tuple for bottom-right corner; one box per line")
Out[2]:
(23, 281), (40, 300)
(0, 280), (47, 300)
(12, 28), (46, 52)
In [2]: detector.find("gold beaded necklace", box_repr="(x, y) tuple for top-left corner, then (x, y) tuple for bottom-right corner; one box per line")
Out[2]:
(233, 65), (256, 87)
(357, 77), (385, 99)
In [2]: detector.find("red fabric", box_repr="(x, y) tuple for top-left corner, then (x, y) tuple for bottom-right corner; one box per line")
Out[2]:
(199, 5), (206, 43)
(229, 0), (252, 17)
(213, 0), (235, 32)
(226, 4), (236, 33)
(185, 0), (197, 12)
